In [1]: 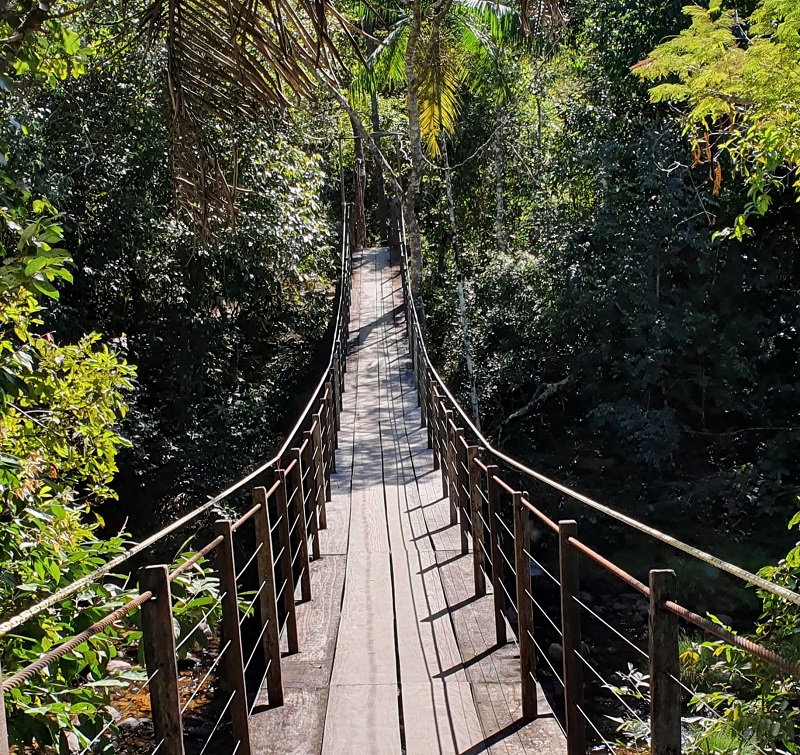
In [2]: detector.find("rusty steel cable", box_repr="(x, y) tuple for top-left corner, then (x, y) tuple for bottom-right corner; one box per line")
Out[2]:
(181, 640), (231, 715)
(168, 535), (224, 582)
(664, 600), (800, 680)
(567, 535), (800, 679)
(397, 214), (800, 611)
(0, 221), (352, 639)
(520, 496), (559, 533)
(567, 536), (651, 597)
(2, 591), (153, 693)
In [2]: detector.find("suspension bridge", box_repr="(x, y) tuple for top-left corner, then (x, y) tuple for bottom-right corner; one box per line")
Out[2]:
(1, 205), (798, 755)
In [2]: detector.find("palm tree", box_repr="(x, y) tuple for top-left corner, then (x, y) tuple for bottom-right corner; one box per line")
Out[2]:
(350, 0), (529, 426)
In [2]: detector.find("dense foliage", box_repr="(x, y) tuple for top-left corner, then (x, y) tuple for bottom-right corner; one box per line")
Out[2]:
(1, 2), (339, 748)
(419, 0), (799, 557)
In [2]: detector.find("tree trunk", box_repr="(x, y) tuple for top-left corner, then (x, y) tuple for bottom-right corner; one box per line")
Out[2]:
(440, 132), (482, 429)
(494, 107), (505, 252)
(350, 114), (367, 249)
(365, 20), (389, 243)
(402, 0), (425, 296)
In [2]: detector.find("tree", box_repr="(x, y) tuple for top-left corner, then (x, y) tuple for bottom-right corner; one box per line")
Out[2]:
(633, 0), (800, 239)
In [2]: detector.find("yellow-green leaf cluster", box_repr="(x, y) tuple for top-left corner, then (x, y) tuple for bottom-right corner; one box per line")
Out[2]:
(633, 0), (800, 239)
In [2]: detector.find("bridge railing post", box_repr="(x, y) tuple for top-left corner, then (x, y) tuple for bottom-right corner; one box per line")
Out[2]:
(290, 448), (312, 601)
(431, 388), (442, 470)
(301, 432), (321, 560)
(426, 370), (436, 452)
(213, 519), (254, 752)
(417, 337), (425, 420)
(559, 520), (585, 755)
(513, 492), (537, 720)
(649, 569), (681, 755)
(139, 565), (185, 755)
(332, 345), (342, 435)
(486, 466), (506, 645)
(311, 414), (327, 531)
(321, 387), (334, 494)
(274, 471), (298, 655)
(250, 492), (283, 708)
(455, 430), (468, 554)
(467, 447), (486, 597)
(445, 411), (456, 522)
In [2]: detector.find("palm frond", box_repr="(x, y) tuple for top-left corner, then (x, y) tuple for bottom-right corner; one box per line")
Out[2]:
(349, 16), (409, 106)
(143, 0), (343, 231)
(417, 28), (467, 155)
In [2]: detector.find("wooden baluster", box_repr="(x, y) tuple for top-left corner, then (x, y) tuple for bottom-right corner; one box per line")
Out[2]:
(436, 393), (446, 489)
(290, 448), (312, 601)
(139, 565), (184, 755)
(274, 472), (298, 654)
(513, 492), (537, 720)
(445, 411), (456, 522)
(301, 432), (321, 560)
(213, 520), (254, 752)
(486, 466), (506, 645)
(312, 414), (327, 531)
(415, 337), (422, 406)
(249, 493), (283, 707)
(649, 569), (680, 755)
(332, 348), (342, 436)
(139, 565), (185, 755)
(325, 380), (337, 469)
(426, 371), (436, 453)
(417, 340), (426, 421)
(456, 430), (468, 554)
(559, 520), (584, 755)
(321, 391), (334, 500)
(468, 448), (486, 597)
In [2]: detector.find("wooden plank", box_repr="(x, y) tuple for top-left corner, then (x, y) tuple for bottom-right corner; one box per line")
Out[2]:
(378, 246), (491, 755)
(249, 555), (347, 755)
(328, 552), (397, 687)
(322, 684), (401, 755)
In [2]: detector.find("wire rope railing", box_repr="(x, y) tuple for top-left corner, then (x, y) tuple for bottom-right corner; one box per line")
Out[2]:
(0, 204), (354, 755)
(394, 196), (800, 754)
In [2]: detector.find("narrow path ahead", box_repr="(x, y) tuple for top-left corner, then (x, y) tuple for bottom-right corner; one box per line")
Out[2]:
(250, 248), (566, 754)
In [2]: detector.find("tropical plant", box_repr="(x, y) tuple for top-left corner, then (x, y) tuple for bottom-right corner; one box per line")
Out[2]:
(633, 0), (800, 239)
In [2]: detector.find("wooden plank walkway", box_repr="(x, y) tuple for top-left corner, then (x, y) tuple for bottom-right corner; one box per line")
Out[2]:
(250, 248), (566, 754)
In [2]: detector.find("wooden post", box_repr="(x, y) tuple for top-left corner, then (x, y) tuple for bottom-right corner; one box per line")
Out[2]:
(418, 356), (427, 428)
(445, 411), (456, 522)
(486, 466), (506, 645)
(0, 663), (8, 755)
(213, 522), (254, 753)
(427, 372), (436, 453)
(312, 415), (327, 531)
(468, 448), (486, 596)
(332, 351), (342, 435)
(290, 448), (312, 601)
(513, 492), (537, 720)
(302, 432), (321, 560)
(249, 494), (284, 707)
(274, 472), (298, 654)
(414, 338), (422, 406)
(456, 430), (468, 554)
(649, 569), (680, 755)
(559, 521), (584, 755)
(139, 566), (185, 755)
(437, 394), (448, 492)
(321, 390), (334, 497)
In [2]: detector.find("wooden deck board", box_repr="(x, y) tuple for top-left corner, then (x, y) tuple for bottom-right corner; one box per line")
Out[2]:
(251, 247), (565, 754)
